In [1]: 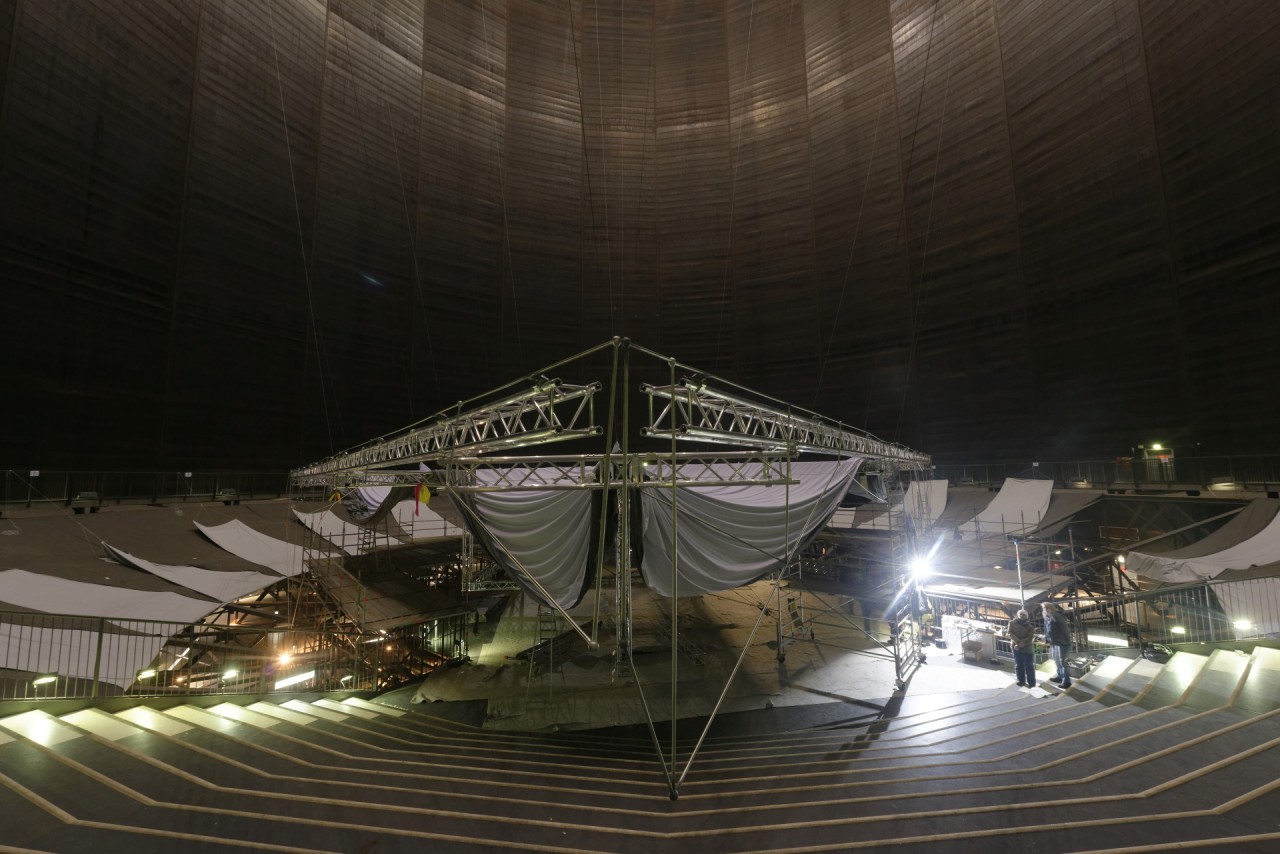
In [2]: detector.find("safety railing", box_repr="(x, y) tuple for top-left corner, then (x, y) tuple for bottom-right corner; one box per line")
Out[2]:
(934, 454), (1280, 493)
(1, 468), (291, 511)
(973, 574), (1280, 664)
(0, 610), (460, 703)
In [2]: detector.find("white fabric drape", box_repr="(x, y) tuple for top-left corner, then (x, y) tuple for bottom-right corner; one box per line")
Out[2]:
(828, 479), (949, 532)
(103, 543), (284, 604)
(292, 509), (398, 555)
(957, 478), (1053, 540)
(194, 520), (310, 577)
(640, 458), (863, 597)
(1128, 509), (1280, 583)
(458, 468), (598, 611)
(0, 569), (216, 623)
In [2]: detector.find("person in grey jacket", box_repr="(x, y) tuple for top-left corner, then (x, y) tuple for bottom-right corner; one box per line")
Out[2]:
(1008, 609), (1037, 688)
(1044, 603), (1073, 688)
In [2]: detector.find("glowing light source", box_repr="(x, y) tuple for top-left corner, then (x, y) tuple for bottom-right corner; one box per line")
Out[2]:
(136, 669), (157, 680)
(1086, 632), (1128, 647)
(1170, 626), (1186, 635)
(32, 674), (58, 686)
(273, 670), (316, 690)
(278, 652), (293, 666)
(1151, 443), (1163, 451)
(222, 669), (239, 680)
(1233, 620), (1254, 632)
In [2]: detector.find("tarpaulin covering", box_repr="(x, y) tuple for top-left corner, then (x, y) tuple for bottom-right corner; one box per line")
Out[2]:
(1128, 503), (1280, 583)
(292, 509), (399, 555)
(828, 480), (949, 532)
(102, 543), (284, 604)
(0, 569), (216, 623)
(640, 459), (862, 597)
(194, 520), (310, 577)
(453, 468), (600, 611)
(957, 478), (1054, 540)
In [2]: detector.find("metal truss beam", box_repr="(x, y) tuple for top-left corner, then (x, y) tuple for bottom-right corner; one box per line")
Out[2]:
(641, 382), (930, 466)
(291, 381), (602, 487)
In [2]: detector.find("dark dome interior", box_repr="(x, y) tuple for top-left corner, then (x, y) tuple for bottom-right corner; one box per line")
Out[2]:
(3, 0), (1278, 471)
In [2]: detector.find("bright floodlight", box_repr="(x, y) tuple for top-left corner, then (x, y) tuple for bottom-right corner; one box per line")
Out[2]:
(909, 556), (932, 578)
(136, 668), (157, 680)
(222, 669), (239, 680)
(1233, 620), (1253, 632)
(1170, 626), (1186, 635)
(32, 674), (58, 686)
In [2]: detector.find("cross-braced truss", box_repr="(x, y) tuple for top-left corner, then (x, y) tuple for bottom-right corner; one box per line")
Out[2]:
(292, 380), (602, 488)
(288, 338), (931, 797)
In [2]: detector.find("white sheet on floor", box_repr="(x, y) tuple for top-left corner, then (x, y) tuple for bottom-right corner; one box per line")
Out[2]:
(640, 458), (863, 597)
(0, 569), (216, 623)
(194, 520), (309, 577)
(102, 543), (284, 604)
(1127, 509), (1280, 583)
(957, 478), (1053, 540)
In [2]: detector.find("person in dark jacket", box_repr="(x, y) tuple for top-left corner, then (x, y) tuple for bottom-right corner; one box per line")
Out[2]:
(1008, 609), (1037, 688)
(1044, 603), (1073, 688)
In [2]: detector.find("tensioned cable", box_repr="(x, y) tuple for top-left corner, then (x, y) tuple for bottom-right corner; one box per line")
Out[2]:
(324, 10), (398, 447)
(892, 0), (949, 443)
(478, 1), (523, 365)
(713, 0), (758, 371)
(812, 81), (892, 406)
(368, 16), (442, 407)
(265, 0), (336, 453)
(568, 1), (615, 334)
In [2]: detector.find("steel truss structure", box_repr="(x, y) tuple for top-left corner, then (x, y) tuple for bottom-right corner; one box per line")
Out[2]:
(289, 338), (931, 797)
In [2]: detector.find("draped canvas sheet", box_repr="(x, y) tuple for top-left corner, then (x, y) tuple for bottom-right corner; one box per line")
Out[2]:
(292, 509), (399, 555)
(828, 480), (949, 532)
(0, 569), (216, 623)
(957, 478), (1054, 540)
(1128, 507), (1280, 583)
(640, 459), (863, 598)
(0, 621), (162, 689)
(194, 520), (310, 577)
(456, 468), (598, 611)
(102, 543), (284, 604)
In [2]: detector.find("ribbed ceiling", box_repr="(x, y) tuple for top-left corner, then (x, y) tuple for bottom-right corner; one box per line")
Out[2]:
(1, 0), (1277, 470)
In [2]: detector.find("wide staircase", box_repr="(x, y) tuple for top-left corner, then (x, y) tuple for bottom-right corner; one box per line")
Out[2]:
(1, 648), (1279, 852)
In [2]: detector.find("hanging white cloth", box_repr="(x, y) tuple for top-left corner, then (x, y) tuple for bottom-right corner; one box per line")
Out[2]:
(640, 458), (863, 597)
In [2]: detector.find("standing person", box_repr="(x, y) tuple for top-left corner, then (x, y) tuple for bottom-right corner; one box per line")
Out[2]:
(1044, 603), (1073, 688)
(1008, 609), (1037, 688)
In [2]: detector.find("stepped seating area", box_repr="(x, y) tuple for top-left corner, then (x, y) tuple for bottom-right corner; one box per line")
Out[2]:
(1, 648), (1279, 852)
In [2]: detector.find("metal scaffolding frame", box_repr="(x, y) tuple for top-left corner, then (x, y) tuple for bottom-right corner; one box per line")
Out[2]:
(288, 338), (931, 797)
